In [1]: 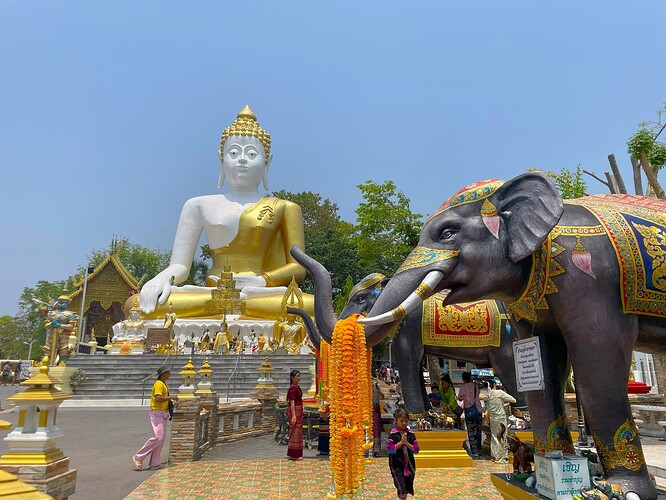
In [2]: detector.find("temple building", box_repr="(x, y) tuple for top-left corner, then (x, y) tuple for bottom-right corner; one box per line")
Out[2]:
(67, 243), (140, 348)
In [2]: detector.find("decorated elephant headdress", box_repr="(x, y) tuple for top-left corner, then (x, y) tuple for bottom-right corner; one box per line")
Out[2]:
(349, 273), (386, 300)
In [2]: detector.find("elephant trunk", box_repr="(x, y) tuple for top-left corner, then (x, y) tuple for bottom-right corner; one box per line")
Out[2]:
(287, 306), (321, 350)
(360, 270), (444, 325)
(289, 245), (337, 344)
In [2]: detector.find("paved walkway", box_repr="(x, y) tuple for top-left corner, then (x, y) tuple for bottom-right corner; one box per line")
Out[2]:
(0, 387), (665, 498)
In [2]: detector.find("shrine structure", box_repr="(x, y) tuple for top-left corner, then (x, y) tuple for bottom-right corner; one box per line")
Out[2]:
(67, 240), (140, 349)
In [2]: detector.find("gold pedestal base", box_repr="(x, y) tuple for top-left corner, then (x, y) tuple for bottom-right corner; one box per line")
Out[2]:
(0, 449), (64, 466)
(512, 430), (579, 443)
(414, 430), (472, 468)
(0, 470), (50, 499)
(490, 474), (539, 500)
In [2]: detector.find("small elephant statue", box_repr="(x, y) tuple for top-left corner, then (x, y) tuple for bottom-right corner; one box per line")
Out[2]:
(576, 476), (641, 500)
(427, 409), (455, 429)
(499, 423), (534, 474)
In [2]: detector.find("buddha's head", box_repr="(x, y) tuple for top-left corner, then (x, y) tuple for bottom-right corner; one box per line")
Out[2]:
(129, 300), (141, 321)
(218, 105), (272, 192)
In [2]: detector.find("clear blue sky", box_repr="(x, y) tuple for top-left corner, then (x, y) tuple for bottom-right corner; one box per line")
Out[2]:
(1, 1), (665, 316)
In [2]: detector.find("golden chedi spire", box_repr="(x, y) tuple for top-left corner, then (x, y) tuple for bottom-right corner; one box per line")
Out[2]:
(220, 105), (271, 161)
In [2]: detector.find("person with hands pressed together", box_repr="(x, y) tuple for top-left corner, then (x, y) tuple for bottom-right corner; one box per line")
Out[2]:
(387, 408), (419, 500)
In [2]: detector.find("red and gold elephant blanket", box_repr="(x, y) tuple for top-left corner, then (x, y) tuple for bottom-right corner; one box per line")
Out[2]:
(566, 194), (666, 318)
(421, 294), (503, 347)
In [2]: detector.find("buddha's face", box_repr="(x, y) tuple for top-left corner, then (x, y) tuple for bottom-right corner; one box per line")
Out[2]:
(220, 136), (267, 191)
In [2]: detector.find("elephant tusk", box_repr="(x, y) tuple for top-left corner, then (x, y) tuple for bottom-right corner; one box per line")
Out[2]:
(359, 271), (444, 325)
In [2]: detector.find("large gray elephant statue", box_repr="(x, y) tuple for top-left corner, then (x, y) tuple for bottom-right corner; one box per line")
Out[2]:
(286, 246), (527, 416)
(360, 172), (666, 499)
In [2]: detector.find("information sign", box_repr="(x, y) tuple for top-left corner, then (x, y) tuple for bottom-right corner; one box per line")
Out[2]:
(513, 337), (545, 392)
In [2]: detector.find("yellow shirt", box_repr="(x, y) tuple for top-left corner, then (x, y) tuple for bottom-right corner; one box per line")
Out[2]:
(150, 379), (169, 411)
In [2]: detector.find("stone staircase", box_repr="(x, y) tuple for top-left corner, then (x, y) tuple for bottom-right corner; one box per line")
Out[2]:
(65, 354), (315, 400)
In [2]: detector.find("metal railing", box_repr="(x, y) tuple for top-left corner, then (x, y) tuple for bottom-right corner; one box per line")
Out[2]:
(225, 349), (244, 402)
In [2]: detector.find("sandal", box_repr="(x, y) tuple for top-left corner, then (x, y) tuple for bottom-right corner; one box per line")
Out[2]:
(132, 457), (143, 471)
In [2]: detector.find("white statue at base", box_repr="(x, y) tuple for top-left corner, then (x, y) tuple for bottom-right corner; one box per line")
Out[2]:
(116, 303), (146, 342)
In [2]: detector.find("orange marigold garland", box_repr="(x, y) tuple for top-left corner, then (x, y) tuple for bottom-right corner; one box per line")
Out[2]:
(328, 315), (373, 499)
(319, 341), (330, 401)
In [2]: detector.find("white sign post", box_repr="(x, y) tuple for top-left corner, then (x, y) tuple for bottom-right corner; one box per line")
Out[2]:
(513, 337), (545, 392)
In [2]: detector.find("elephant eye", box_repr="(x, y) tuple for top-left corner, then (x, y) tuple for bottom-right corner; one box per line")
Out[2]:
(440, 229), (456, 240)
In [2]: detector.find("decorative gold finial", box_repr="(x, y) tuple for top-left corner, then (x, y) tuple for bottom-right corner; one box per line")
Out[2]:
(281, 277), (304, 312)
(220, 105), (271, 162)
(237, 105), (256, 120)
(480, 198), (497, 217)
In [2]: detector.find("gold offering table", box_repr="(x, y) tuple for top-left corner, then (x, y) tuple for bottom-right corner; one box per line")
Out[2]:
(414, 430), (472, 468)
(490, 474), (542, 500)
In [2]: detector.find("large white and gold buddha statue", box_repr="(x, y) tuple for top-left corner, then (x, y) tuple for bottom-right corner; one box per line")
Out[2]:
(130, 106), (314, 320)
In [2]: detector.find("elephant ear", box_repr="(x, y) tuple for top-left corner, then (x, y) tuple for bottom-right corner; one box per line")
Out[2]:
(495, 172), (564, 263)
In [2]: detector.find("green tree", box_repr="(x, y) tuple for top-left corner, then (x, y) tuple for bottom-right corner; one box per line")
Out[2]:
(81, 238), (171, 285)
(627, 104), (666, 199)
(272, 190), (363, 294)
(627, 104), (666, 173)
(333, 275), (355, 315)
(0, 315), (21, 358)
(547, 165), (587, 199)
(185, 257), (209, 286)
(16, 279), (70, 354)
(353, 180), (423, 276)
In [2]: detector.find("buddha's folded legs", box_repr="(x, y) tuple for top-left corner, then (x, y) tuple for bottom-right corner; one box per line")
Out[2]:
(125, 289), (314, 321)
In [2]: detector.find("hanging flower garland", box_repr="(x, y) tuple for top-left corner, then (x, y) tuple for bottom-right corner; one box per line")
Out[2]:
(328, 314), (373, 499)
(319, 340), (330, 402)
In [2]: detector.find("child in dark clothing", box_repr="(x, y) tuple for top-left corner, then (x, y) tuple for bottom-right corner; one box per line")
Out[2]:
(387, 407), (419, 499)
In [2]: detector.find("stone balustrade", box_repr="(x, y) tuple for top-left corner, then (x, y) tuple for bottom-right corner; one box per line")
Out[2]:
(168, 393), (277, 464)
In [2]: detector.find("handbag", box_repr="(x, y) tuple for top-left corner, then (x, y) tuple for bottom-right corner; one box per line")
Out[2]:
(168, 400), (175, 421)
(463, 384), (481, 419)
(452, 405), (464, 417)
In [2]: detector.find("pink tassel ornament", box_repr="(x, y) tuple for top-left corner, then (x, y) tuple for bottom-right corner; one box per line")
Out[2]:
(572, 236), (596, 279)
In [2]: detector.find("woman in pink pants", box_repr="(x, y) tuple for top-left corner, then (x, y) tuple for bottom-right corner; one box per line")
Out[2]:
(133, 366), (178, 470)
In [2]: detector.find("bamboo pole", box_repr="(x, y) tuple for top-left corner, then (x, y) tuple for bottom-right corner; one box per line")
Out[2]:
(607, 154), (627, 194)
(631, 157), (644, 196)
(639, 152), (665, 199)
(604, 171), (618, 194)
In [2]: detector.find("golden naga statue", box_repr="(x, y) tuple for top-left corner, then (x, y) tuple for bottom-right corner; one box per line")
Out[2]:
(125, 106), (314, 320)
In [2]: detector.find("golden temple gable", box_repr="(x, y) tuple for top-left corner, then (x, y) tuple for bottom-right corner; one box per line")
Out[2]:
(67, 245), (140, 346)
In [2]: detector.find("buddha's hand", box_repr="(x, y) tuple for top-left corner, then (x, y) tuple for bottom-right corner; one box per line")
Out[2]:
(140, 276), (173, 313)
(207, 273), (267, 289)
